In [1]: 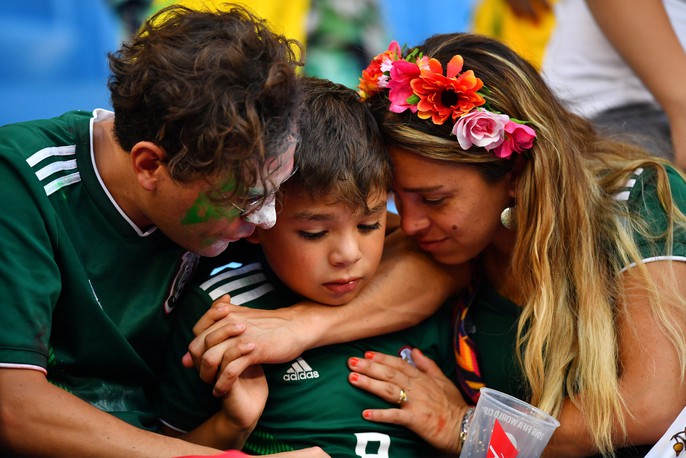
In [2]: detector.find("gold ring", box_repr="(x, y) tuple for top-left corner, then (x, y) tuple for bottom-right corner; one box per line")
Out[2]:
(396, 388), (408, 405)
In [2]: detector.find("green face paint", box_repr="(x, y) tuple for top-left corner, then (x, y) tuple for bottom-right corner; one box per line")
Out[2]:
(181, 177), (241, 225)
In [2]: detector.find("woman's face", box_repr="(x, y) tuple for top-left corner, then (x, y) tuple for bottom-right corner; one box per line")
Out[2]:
(390, 146), (514, 265)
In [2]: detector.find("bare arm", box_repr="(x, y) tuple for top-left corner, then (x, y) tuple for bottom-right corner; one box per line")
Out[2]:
(544, 261), (686, 456)
(0, 369), (222, 457)
(0, 368), (329, 457)
(188, 230), (466, 395)
(505, 0), (552, 22)
(346, 262), (686, 456)
(586, 0), (686, 169)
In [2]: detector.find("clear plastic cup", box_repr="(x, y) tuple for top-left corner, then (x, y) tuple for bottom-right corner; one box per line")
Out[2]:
(460, 388), (560, 458)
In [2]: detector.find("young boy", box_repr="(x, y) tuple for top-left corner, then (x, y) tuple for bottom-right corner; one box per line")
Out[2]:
(160, 77), (455, 457)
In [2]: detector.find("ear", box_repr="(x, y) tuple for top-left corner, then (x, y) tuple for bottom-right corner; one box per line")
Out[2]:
(506, 171), (519, 199)
(130, 142), (166, 191)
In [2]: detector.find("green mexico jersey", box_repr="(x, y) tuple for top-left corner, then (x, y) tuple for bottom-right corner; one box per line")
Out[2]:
(466, 166), (686, 456)
(469, 166), (686, 397)
(0, 110), (198, 429)
(160, 244), (456, 457)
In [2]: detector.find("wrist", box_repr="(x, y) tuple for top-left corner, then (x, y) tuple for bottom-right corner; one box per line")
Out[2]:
(286, 301), (338, 348)
(458, 406), (475, 453)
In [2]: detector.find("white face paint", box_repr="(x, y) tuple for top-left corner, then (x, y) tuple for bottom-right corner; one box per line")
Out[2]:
(244, 194), (277, 229)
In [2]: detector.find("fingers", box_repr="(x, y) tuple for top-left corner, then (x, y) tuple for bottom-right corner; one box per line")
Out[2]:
(191, 295), (233, 336)
(213, 355), (257, 397)
(348, 356), (410, 406)
(196, 338), (255, 385)
(410, 348), (444, 377)
(187, 321), (249, 372)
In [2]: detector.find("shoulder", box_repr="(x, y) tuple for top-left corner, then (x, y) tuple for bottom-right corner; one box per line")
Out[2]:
(189, 241), (295, 310)
(620, 165), (686, 259)
(621, 166), (686, 216)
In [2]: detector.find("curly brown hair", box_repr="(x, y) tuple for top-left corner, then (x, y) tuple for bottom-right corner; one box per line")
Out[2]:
(107, 3), (302, 200)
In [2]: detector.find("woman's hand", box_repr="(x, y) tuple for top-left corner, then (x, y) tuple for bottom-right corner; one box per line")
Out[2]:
(347, 348), (469, 454)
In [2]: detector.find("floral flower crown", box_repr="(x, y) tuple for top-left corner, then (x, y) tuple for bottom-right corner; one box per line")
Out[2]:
(358, 41), (536, 159)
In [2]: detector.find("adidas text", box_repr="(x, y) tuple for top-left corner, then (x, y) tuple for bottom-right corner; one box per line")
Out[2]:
(283, 370), (319, 381)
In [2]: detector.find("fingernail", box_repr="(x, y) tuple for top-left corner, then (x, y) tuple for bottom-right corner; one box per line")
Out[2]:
(363, 410), (372, 419)
(350, 373), (359, 382)
(365, 351), (375, 359)
(349, 357), (359, 367)
(216, 306), (227, 312)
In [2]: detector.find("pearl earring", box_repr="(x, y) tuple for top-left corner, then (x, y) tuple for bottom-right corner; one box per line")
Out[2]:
(500, 206), (516, 230)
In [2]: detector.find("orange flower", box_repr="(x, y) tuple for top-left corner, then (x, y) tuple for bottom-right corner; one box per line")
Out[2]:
(411, 55), (485, 125)
(358, 41), (402, 100)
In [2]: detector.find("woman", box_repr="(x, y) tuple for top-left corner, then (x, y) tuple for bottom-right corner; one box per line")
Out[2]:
(186, 33), (686, 457)
(348, 33), (686, 457)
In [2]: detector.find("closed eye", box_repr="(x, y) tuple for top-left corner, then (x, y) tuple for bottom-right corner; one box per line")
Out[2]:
(299, 231), (326, 241)
(422, 196), (446, 205)
(358, 222), (382, 233)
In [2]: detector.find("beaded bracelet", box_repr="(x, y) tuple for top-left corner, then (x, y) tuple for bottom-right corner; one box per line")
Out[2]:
(459, 407), (476, 451)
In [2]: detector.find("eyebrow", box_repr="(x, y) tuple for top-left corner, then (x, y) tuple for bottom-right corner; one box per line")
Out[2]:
(293, 202), (388, 221)
(397, 184), (444, 193)
(293, 211), (335, 222)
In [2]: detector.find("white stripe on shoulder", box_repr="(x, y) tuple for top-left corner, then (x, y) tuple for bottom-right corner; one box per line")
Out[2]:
(36, 159), (77, 181)
(44, 172), (81, 196)
(199, 262), (262, 290)
(206, 272), (269, 301)
(615, 167), (646, 201)
(26, 145), (75, 167)
(220, 283), (276, 304)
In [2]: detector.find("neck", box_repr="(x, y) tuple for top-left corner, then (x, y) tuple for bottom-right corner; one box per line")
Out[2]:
(482, 229), (522, 304)
(92, 120), (150, 228)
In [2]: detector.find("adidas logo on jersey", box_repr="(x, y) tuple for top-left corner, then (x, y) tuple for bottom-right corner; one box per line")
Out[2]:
(282, 357), (319, 382)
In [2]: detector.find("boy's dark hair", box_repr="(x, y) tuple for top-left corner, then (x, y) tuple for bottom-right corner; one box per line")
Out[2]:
(285, 77), (390, 212)
(107, 3), (302, 200)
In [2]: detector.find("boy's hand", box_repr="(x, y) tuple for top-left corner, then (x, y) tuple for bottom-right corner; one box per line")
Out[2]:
(219, 364), (267, 431)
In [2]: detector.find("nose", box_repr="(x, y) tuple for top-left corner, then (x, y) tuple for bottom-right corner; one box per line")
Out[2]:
(244, 198), (277, 229)
(328, 233), (362, 267)
(399, 201), (430, 236)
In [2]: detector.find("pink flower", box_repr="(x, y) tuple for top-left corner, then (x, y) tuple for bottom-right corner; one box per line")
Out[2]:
(387, 59), (421, 113)
(358, 41), (402, 100)
(493, 121), (537, 159)
(452, 110), (509, 151)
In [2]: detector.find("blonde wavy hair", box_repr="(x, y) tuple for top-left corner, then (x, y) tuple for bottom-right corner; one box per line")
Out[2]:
(368, 33), (686, 456)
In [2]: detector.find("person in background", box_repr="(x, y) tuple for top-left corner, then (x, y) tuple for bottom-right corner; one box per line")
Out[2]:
(187, 32), (686, 458)
(0, 4), (326, 457)
(160, 77), (456, 457)
(543, 0), (686, 169)
(471, 0), (555, 71)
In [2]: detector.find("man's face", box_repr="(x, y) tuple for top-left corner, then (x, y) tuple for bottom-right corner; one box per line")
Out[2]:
(154, 142), (296, 257)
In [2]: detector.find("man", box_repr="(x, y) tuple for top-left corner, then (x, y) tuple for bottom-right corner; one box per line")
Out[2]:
(0, 4), (324, 457)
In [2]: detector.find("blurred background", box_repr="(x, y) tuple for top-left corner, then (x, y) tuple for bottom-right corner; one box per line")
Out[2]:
(0, 0), (481, 126)
(0, 0), (556, 126)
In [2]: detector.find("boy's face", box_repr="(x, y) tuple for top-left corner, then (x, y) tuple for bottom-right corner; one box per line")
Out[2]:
(252, 189), (388, 306)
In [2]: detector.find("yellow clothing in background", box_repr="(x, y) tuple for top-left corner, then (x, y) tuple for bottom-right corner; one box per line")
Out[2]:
(146, 0), (310, 46)
(472, 0), (555, 70)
